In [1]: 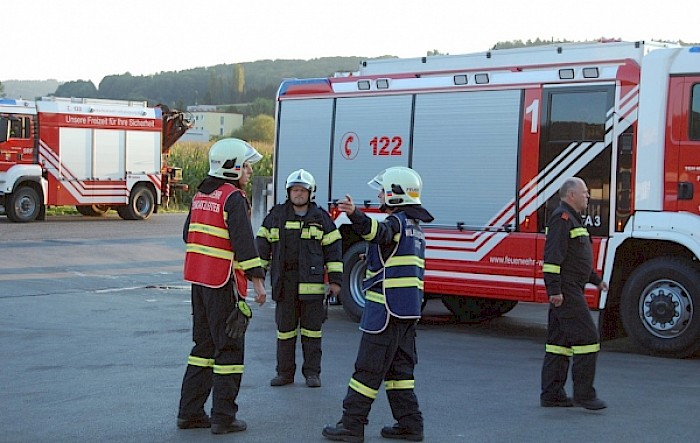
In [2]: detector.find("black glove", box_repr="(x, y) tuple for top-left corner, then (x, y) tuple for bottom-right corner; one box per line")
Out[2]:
(225, 300), (252, 339)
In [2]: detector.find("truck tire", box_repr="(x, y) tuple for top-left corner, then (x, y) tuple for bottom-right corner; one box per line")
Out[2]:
(340, 242), (368, 323)
(620, 257), (700, 357)
(76, 205), (110, 216)
(441, 295), (518, 323)
(6, 186), (41, 223)
(117, 185), (154, 220)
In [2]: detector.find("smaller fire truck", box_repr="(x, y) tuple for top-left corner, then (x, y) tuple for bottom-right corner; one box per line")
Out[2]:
(0, 97), (191, 222)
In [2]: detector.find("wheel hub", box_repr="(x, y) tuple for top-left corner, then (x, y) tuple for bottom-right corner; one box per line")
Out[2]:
(136, 196), (150, 212)
(645, 291), (677, 325)
(640, 280), (693, 338)
(18, 196), (35, 215)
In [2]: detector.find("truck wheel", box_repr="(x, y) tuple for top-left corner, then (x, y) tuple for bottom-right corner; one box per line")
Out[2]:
(76, 205), (110, 216)
(441, 295), (518, 323)
(340, 242), (368, 323)
(620, 257), (700, 357)
(6, 186), (41, 223)
(117, 185), (154, 220)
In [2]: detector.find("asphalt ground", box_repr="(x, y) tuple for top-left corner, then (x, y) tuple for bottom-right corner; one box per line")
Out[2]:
(1, 213), (699, 442)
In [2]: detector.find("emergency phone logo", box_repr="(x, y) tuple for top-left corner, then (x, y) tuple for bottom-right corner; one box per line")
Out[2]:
(340, 132), (359, 160)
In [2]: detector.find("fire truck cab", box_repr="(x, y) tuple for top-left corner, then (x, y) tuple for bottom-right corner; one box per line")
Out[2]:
(273, 41), (700, 357)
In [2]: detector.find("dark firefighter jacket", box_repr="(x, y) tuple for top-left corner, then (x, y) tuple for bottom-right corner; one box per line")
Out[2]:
(256, 201), (343, 301)
(542, 201), (602, 297)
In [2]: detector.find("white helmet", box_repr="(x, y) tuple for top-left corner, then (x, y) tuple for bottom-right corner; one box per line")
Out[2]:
(285, 168), (316, 201)
(368, 166), (422, 206)
(208, 138), (262, 180)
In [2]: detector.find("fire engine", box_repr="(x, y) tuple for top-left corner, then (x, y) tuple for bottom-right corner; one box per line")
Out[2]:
(273, 40), (700, 358)
(0, 96), (191, 222)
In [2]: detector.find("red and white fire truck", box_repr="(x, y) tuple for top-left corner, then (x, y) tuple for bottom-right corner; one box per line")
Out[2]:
(0, 96), (191, 222)
(273, 40), (700, 357)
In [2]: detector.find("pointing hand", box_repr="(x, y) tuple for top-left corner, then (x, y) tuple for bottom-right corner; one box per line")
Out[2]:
(337, 194), (355, 215)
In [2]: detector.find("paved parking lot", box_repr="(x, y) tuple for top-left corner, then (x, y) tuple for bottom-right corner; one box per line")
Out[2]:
(1, 213), (699, 442)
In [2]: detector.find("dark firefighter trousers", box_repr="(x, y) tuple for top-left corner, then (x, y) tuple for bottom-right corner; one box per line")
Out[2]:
(178, 282), (245, 425)
(275, 297), (325, 378)
(341, 318), (423, 433)
(541, 280), (599, 402)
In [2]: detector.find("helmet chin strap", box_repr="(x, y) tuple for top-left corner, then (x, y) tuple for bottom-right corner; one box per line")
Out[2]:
(218, 175), (240, 187)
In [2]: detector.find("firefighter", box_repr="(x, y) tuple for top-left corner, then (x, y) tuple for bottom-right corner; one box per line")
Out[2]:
(323, 166), (433, 443)
(540, 177), (608, 410)
(177, 138), (267, 434)
(256, 169), (343, 388)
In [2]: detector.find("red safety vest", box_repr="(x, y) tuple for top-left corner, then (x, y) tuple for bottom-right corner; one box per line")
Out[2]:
(183, 183), (247, 295)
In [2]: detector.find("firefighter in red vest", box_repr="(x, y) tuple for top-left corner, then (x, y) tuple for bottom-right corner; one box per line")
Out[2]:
(177, 138), (267, 435)
(541, 177), (608, 411)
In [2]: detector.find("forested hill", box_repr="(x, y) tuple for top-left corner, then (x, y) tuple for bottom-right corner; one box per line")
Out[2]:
(3, 56), (381, 109)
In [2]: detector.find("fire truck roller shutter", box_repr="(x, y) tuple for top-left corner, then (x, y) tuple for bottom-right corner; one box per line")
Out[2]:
(412, 89), (522, 323)
(275, 99), (333, 206)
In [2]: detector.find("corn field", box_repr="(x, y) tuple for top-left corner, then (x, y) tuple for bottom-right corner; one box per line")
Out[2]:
(168, 140), (274, 211)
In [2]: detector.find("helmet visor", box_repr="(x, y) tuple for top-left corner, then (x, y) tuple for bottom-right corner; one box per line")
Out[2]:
(287, 181), (312, 191)
(243, 143), (263, 164)
(367, 170), (386, 191)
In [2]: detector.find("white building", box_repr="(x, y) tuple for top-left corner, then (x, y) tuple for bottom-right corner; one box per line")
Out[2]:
(185, 105), (243, 140)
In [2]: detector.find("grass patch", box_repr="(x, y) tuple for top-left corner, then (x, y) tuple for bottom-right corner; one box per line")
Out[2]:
(46, 206), (79, 216)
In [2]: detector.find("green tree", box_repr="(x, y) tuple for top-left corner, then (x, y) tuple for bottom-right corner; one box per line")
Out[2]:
(231, 114), (275, 143)
(224, 97), (275, 119)
(207, 71), (225, 105)
(246, 97), (275, 118)
(54, 80), (98, 98)
(491, 38), (574, 50)
(0, 80), (4, 97)
(232, 64), (245, 102)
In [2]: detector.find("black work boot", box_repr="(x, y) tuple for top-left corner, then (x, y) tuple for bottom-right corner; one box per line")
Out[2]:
(306, 375), (322, 388)
(322, 421), (364, 442)
(176, 414), (211, 429)
(211, 419), (247, 434)
(574, 397), (607, 410)
(380, 423), (424, 441)
(540, 396), (574, 407)
(270, 375), (294, 386)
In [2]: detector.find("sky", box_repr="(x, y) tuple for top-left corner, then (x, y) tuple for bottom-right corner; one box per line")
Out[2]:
(3, 0), (699, 86)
